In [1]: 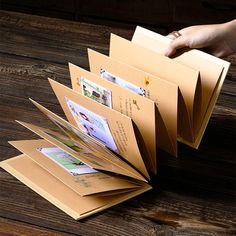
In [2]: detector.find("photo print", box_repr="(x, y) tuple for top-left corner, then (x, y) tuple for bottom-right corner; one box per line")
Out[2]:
(38, 147), (97, 176)
(80, 77), (112, 107)
(100, 69), (146, 96)
(65, 97), (118, 152)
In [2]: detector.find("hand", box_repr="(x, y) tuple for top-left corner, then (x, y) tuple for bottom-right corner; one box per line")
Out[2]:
(165, 19), (236, 58)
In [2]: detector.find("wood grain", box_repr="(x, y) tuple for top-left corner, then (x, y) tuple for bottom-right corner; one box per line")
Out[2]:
(0, 217), (74, 236)
(0, 10), (235, 235)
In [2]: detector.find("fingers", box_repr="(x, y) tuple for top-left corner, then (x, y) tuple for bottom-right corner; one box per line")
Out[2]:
(165, 35), (189, 57)
(166, 34), (176, 40)
(166, 31), (182, 40)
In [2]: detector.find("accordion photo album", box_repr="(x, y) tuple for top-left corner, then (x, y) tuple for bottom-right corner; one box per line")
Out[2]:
(0, 26), (230, 220)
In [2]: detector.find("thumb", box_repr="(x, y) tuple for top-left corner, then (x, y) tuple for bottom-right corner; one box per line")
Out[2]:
(165, 36), (188, 57)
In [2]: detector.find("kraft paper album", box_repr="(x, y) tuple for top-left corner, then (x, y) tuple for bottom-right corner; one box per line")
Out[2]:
(0, 26), (230, 220)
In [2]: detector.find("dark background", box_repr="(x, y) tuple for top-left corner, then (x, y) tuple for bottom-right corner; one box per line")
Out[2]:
(1, 0), (236, 32)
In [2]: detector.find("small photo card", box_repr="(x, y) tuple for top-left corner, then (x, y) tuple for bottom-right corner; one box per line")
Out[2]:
(80, 76), (112, 108)
(38, 147), (97, 176)
(100, 69), (146, 96)
(65, 97), (118, 152)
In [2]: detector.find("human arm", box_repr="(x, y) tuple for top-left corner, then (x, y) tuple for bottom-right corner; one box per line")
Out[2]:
(165, 19), (236, 58)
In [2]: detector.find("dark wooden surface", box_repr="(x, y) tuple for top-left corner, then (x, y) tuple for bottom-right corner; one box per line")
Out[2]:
(1, 0), (236, 30)
(0, 10), (235, 235)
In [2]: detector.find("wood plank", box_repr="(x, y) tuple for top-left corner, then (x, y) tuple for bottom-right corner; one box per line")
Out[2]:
(0, 217), (74, 236)
(0, 10), (133, 66)
(0, 177), (235, 235)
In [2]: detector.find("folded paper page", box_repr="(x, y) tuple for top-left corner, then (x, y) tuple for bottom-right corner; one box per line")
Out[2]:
(109, 34), (200, 143)
(68, 62), (157, 173)
(49, 79), (150, 179)
(132, 26), (230, 147)
(16, 120), (146, 182)
(19, 99), (147, 182)
(9, 139), (143, 196)
(0, 155), (151, 220)
(87, 49), (178, 156)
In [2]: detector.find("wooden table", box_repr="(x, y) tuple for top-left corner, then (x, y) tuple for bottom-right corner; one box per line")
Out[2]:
(0, 11), (235, 235)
